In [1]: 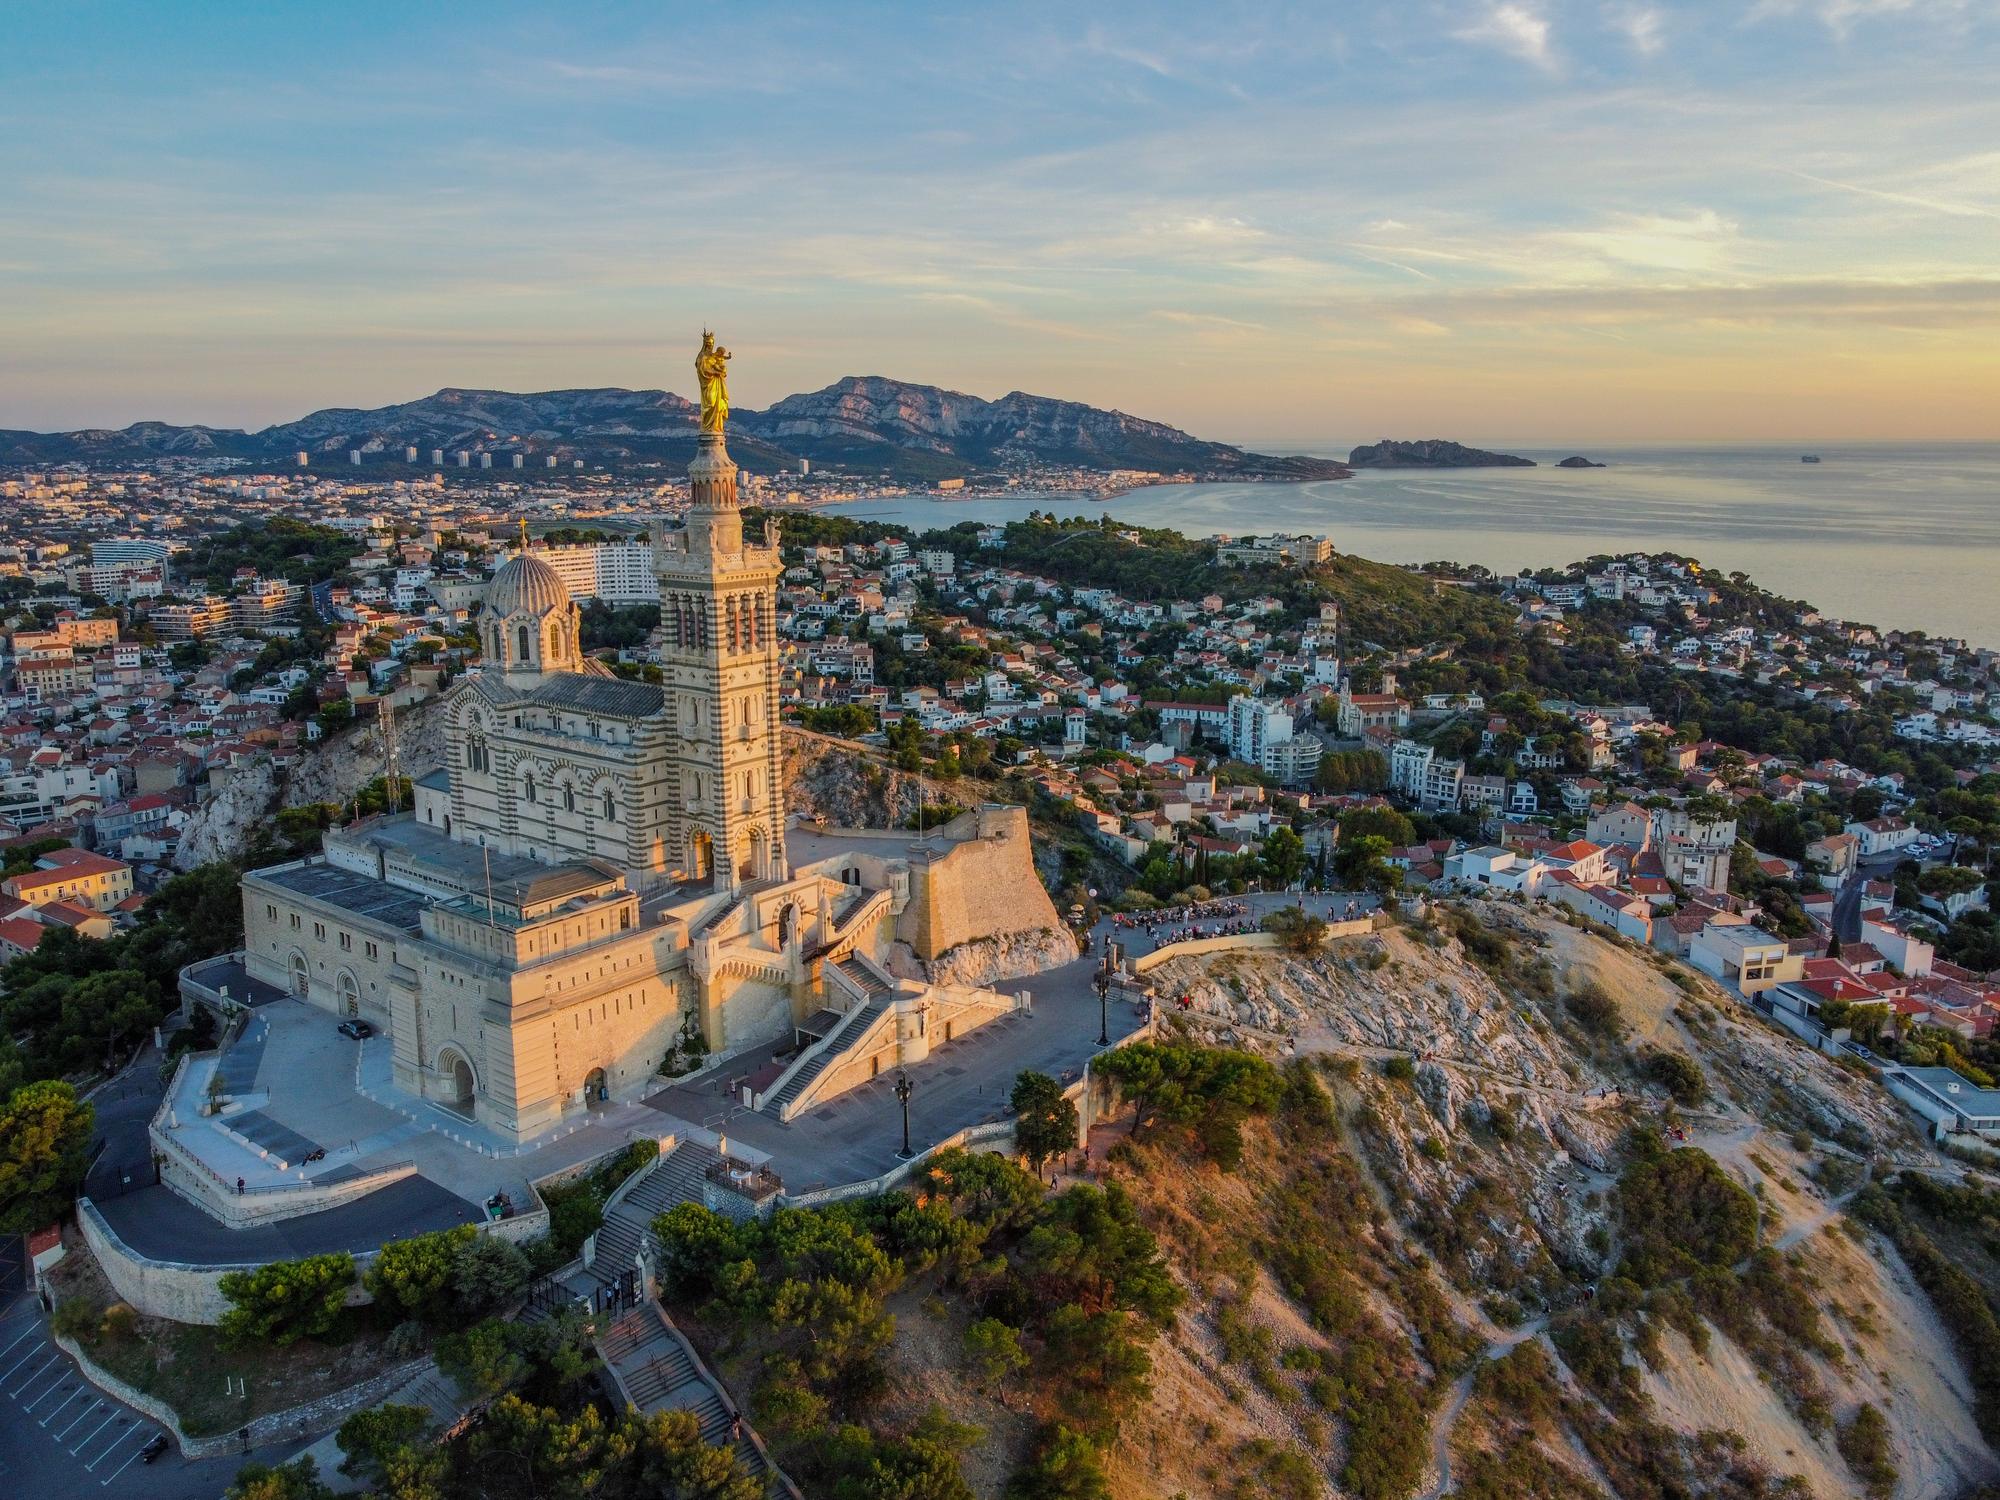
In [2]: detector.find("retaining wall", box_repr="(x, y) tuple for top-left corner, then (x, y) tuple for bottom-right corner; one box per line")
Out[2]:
(78, 1199), (244, 1324)
(54, 1320), (431, 1461)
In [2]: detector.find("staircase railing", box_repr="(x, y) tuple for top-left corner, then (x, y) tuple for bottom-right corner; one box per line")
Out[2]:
(754, 997), (875, 1113)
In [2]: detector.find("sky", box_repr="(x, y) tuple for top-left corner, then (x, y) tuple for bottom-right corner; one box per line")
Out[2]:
(3, 0), (1998, 447)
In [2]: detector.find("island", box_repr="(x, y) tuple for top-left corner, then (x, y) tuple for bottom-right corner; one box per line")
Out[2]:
(1347, 438), (1535, 468)
(1556, 455), (1605, 468)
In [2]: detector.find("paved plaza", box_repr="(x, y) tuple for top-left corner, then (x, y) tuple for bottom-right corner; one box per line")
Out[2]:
(102, 890), (1378, 1261)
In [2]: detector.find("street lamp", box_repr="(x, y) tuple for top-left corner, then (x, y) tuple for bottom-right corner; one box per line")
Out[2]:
(894, 1071), (915, 1159)
(1093, 951), (1113, 1046)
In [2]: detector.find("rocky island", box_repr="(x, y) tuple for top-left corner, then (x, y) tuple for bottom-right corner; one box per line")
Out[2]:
(1556, 455), (1606, 468)
(1348, 437), (1535, 468)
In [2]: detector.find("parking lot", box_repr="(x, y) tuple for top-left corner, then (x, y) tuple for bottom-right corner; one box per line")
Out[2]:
(0, 1313), (166, 1489)
(0, 1250), (309, 1500)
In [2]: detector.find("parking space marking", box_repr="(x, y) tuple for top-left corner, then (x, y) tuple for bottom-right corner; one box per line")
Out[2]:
(54, 1397), (105, 1439)
(42, 1386), (92, 1425)
(0, 1326), (38, 1364)
(71, 1406), (122, 1454)
(85, 1423), (143, 1472)
(23, 1372), (75, 1412)
(0, 1340), (48, 1383)
(100, 1435), (152, 1487)
(7, 1350), (59, 1396)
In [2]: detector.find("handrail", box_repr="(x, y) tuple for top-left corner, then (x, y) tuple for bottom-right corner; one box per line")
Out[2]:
(755, 997), (877, 1112)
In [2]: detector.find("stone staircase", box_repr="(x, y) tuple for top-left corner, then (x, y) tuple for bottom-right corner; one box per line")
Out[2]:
(597, 1302), (777, 1484)
(579, 1141), (721, 1299)
(392, 1366), (468, 1431)
(695, 878), (779, 937)
(831, 953), (895, 999)
(760, 988), (891, 1120)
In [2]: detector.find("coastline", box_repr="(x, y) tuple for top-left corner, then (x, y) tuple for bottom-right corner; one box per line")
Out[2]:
(815, 444), (2000, 650)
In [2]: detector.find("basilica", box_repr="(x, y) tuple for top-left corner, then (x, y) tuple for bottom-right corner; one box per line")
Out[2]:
(221, 396), (1064, 1141)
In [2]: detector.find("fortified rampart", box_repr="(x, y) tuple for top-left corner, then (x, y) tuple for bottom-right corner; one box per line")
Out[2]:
(898, 804), (1066, 963)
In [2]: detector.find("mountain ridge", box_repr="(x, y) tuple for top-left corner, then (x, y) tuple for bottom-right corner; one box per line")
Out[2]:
(0, 375), (1350, 481)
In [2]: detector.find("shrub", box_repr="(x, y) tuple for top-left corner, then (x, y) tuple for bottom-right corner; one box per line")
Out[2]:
(51, 1297), (99, 1341)
(218, 1252), (356, 1346)
(1836, 1402), (1898, 1498)
(1006, 1424), (1109, 1500)
(1616, 1149), (1757, 1285)
(99, 1303), (139, 1340)
(1565, 980), (1621, 1038)
(1095, 1042), (1281, 1170)
(965, 1317), (1030, 1383)
(1382, 1056), (1416, 1082)
(366, 1225), (479, 1325)
(1641, 1047), (1706, 1105)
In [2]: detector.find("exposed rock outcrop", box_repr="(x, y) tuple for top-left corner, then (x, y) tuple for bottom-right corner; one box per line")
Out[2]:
(172, 696), (450, 870)
(886, 926), (1078, 989)
(783, 730), (927, 829)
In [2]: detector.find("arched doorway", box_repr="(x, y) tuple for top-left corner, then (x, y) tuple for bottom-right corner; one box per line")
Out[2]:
(288, 950), (309, 998)
(583, 1066), (608, 1107)
(336, 969), (360, 1018)
(743, 826), (767, 882)
(777, 902), (799, 949)
(690, 832), (713, 882)
(437, 1049), (475, 1114)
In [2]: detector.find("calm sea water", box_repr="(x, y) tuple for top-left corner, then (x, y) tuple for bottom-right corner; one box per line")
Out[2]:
(823, 444), (2000, 650)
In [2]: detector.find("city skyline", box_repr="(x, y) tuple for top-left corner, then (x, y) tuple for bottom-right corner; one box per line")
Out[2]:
(4, 0), (1998, 444)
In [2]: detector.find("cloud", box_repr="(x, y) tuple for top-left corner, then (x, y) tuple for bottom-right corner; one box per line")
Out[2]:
(1148, 310), (1267, 333)
(1365, 275), (2000, 332)
(1783, 167), (2000, 220)
(1548, 208), (1742, 273)
(1453, 4), (1558, 69)
(1747, 0), (1972, 39)
(1607, 4), (1667, 54)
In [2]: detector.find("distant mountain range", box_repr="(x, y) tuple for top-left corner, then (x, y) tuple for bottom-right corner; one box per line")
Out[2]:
(0, 377), (1350, 482)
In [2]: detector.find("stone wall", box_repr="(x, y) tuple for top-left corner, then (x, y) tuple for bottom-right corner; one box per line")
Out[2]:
(899, 805), (1066, 964)
(77, 1199), (240, 1324)
(156, 1134), (419, 1227)
(55, 1317), (430, 1460)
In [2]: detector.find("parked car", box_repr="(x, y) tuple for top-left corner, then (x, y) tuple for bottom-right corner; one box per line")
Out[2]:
(337, 1018), (374, 1040)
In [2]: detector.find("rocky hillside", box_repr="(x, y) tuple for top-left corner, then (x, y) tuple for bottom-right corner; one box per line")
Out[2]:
(1083, 900), (1996, 1500)
(1, 377), (1344, 480)
(1348, 438), (1535, 467)
(173, 696), (450, 869)
(758, 898), (1994, 1498)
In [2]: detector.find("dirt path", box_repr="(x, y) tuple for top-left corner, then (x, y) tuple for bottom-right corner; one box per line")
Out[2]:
(1417, 1314), (1550, 1500)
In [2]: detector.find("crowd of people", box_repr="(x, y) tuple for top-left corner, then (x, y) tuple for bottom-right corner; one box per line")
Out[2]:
(1113, 898), (1256, 946)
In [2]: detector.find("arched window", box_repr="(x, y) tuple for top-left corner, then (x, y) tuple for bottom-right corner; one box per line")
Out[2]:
(602, 791), (616, 821)
(563, 785), (576, 813)
(525, 776), (537, 803)
(517, 623), (530, 660)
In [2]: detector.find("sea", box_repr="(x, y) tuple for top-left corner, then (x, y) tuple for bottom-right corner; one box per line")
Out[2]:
(821, 443), (2000, 651)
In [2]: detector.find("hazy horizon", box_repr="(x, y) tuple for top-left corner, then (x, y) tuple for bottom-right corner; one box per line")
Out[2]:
(5, 1), (1998, 445)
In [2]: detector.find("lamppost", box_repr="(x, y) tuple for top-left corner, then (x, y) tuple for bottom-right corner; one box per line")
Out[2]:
(1093, 950), (1113, 1047)
(894, 1071), (915, 1159)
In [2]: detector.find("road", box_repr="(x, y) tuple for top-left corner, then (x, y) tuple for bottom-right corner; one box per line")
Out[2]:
(84, 1050), (169, 1206)
(1833, 853), (1904, 943)
(0, 1237), (310, 1500)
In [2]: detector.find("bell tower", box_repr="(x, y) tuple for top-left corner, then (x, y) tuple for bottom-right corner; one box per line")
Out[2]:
(656, 391), (787, 893)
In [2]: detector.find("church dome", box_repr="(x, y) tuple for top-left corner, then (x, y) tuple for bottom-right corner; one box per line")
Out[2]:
(485, 553), (570, 618)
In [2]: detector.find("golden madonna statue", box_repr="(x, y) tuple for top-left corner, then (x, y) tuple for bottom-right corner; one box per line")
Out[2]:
(695, 330), (731, 434)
